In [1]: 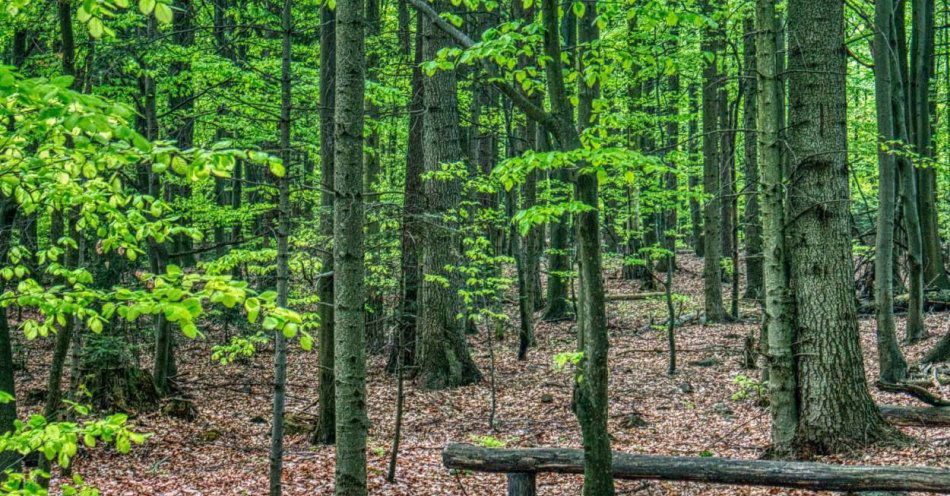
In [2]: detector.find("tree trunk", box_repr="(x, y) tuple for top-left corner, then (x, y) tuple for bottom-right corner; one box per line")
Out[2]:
(700, 0), (726, 322)
(388, 12), (425, 374)
(333, 1), (368, 493)
(871, 0), (910, 384)
(312, 3), (336, 446)
(742, 20), (763, 301)
(911, 0), (948, 290)
(417, 1), (482, 389)
(786, 0), (898, 454)
(268, 1), (293, 493)
(570, 0), (614, 493)
(755, 0), (797, 458)
(687, 84), (703, 257)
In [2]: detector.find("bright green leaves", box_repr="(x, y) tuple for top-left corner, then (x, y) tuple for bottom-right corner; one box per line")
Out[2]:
(244, 297), (261, 323)
(154, 1), (173, 23)
(139, 0), (156, 14)
(572, 1), (585, 19)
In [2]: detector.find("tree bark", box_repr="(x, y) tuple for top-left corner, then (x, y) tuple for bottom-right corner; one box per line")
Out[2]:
(755, 0), (797, 458)
(786, 0), (897, 453)
(312, 3), (337, 446)
(268, 1), (293, 493)
(333, 1), (368, 493)
(871, 0), (910, 384)
(700, 0), (726, 322)
(417, 0), (482, 389)
(742, 19), (763, 301)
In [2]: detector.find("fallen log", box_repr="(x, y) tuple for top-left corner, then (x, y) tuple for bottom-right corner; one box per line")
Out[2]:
(606, 292), (665, 302)
(879, 404), (950, 427)
(442, 443), (950, 493)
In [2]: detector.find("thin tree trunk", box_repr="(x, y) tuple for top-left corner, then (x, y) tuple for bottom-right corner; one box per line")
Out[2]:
(312, 3), (336, 446)
(687, 84), (703, 257)
(742, 19), (763, 301)
(871, 0), (910, 384)
(268, 0), (293, 493)
(700, 0), (726, 322)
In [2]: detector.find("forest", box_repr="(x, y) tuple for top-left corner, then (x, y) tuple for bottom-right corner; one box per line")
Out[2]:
(1, 0), (950, 494)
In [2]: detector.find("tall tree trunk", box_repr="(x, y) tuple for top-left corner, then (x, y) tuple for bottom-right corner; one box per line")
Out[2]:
(569, 0), (614, 493)
(269, 1), (293, 493)
(786, 0), (897, 454)
(742, 19), (763, 301)
(333, 0), (368, 492)
(890, 0), (927, 343)
(687, 84), (703, 257)
(911, 0), (948, 289)
(700, 0), (727, 322)
(417, 0), (482, 389)
(756, 1), (796, 457)
(312, 3), (336, 446)
(388, 12), (424, 373)
(364, 0), (385, 353)
(871, 0), (910, 384)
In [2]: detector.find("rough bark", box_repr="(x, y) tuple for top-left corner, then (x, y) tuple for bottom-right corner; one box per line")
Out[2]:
(312, 3), (336, 446)
(333, 1), (368, 493)
(417, 0), (482, 389)
(687, 84), (703, 257)
(700, 0), (726, 322)
(786, 0), (897, 453)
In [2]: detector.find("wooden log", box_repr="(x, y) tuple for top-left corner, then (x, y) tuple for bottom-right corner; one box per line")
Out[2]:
(880, 404), (950, 427)
(506, 472), (536, 496)
(442, 443), (950, 493)
(606, 292), (665, 302)
(876, 381), (950, 407)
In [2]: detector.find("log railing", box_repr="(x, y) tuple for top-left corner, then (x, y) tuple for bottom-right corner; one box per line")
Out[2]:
(443, 443), (950, 495)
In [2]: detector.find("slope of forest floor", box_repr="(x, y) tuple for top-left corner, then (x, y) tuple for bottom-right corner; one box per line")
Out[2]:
(16, 255), (950, 495)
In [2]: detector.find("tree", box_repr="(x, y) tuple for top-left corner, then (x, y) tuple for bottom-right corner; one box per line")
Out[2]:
(333, 0), (368, 493)
(871, 0), (910, 383)
(785, 0), (897, 453)
(700, 0), (727, 322)
(416, 0), (482, 390)
(312, 1), (336, 447)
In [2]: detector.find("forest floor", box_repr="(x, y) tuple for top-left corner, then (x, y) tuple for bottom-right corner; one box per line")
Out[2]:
(15, 254), (950, 495)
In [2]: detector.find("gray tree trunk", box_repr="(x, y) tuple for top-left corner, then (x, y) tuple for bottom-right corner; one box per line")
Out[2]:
(333, 1), (368, 493)
(742, 19), (763, 301)
(417, 1), (482, 389)
(786, 0), (897, 453)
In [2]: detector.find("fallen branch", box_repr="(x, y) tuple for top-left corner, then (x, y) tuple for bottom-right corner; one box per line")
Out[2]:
(442, 443), (950, 493)
(879, 404), (950, 427)
(876, 381), (950, 407)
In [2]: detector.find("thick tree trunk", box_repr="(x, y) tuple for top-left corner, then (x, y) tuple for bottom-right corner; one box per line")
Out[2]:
(417, 1), (482, 389)
(333, 1), (368, 494)
(442, 444), (950, 493)
(786, 0), (897, 453)
(871, 0), (910, 384)
(700, 0), (726, 322)
(312, 3), (336, 446)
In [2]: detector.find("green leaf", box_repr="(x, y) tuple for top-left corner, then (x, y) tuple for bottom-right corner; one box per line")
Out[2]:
(572, 1), (585, 19)
(299, 333), (313, 351)
(262, 316), (279, 331)
(181, 321), (198, 339)
(139, 0), (156, 14)
(154, 2), (173, 23)
(88, 18), (104, 39)
(282, 322), (298, 338)
(244, 297), (261, 323)
(269, 161), (286, 178)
